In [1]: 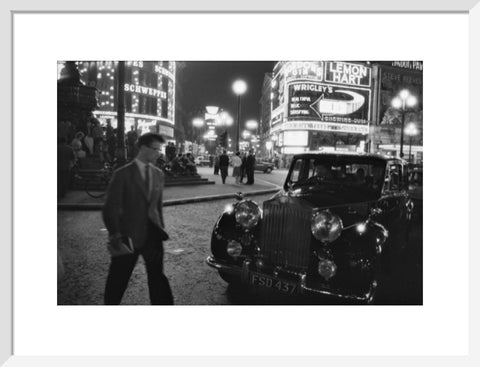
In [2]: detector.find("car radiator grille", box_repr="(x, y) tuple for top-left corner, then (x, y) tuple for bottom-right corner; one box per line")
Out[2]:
(260, 201), (312, 270)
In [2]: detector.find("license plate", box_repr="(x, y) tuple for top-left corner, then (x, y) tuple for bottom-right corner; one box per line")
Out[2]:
(250, 272), (297, 294)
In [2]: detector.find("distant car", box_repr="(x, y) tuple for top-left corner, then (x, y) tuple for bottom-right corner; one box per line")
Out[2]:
(254, 159), (274, 173)
(206, 152), (414, 304)
(195, 156), (210, 167)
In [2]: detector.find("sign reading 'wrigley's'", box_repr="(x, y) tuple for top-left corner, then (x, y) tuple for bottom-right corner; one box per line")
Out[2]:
(288, 82), (371, 125)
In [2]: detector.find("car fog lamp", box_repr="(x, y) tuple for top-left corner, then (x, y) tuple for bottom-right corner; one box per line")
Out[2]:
(226, 240), (242, 258)
(235, 200), (261, 230)
(356, 223), (367, 234)
(311, 210), (343, 242)
(318, 259), (337, 281)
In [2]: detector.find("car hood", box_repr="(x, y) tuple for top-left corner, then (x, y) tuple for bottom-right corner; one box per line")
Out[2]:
(267, 190), (376, 227)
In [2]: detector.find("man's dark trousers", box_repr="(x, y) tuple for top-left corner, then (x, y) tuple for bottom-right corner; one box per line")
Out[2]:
(104, 221), (174, 305)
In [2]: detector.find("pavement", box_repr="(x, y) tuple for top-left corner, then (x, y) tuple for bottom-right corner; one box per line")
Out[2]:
(58, 166), (285, 210)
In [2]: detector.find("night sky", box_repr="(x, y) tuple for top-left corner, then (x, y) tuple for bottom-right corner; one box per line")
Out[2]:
(181, 61), (275, 126)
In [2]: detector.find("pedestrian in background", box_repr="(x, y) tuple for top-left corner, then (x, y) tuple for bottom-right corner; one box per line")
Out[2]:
(213, 153), (220, 175)
(91, 120), (104, 157)
(231, 151), (243, 185)
(245, 149), (256, 185)
(219, 150), (229, 184)
(71, 131), (86, 161)
(83, 128), (93, 156)
(105, 120), (116, 162)
(57, 137), (75, 199)
(126, 126), (138, 159)
(102, 133), (173, 305)
(240, 152), (247, 183)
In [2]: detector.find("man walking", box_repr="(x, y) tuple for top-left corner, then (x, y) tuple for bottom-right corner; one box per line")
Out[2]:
(245, 149), (256, 185)
(219, 149), (230, 184)
(102, 133), (173, 305)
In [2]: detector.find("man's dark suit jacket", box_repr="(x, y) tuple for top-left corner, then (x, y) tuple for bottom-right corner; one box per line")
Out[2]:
(246, 155), (256, 170)
(102, 161), (166, 250)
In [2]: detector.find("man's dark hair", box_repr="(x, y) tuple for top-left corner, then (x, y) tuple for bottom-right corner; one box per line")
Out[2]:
(137, 133), (165, 147)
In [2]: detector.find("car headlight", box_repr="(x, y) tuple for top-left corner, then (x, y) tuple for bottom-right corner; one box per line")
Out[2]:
(311, 210), (343, 242)
(235, 200), (261, 230)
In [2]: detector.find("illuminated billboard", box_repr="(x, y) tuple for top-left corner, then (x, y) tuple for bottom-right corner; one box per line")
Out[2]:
(287, 82), (370, 125)
(271, 61), (372, 134)
(72, 60), (176, 138)
(324, 61), (371, 87)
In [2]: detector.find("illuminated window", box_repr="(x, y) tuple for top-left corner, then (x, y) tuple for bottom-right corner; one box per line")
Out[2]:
(161, 100), (168, 118)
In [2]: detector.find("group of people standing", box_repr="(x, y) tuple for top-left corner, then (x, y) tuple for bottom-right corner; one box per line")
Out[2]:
(215, 149), (256, 185)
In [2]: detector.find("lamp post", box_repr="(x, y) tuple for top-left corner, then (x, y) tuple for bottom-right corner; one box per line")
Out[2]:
(405, 122), (419, 163)
(232, 80), (247, 152)
(115, 61), (127, 165)
(392, 89), (417, 158)
(391, 89), (417, 158)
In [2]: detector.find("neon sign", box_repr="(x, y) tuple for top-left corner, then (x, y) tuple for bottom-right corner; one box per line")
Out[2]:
(325, 62), (371, 87)
(285, 61), (324, 82)
(288, 82), (370, 125)
(124, 83), (167, 99)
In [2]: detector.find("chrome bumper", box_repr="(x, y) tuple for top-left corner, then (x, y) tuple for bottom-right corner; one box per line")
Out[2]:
(206, 256), (377, 303)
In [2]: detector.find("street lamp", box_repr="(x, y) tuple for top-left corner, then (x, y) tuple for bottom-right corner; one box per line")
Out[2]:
(405, 122), (419, 163)
(232, 79), (247, 152)
(192, 117), (205, 144)
(391, 89), (417, 158)
(192, 117), (204, 128)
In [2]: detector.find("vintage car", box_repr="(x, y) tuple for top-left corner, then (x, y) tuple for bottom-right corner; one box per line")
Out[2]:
(194, 155), (211, 167)
(206, 152), (413, 303)
(254, 159), (274, 173)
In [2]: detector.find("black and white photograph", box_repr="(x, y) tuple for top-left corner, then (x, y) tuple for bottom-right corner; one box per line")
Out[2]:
(57, 60), (423, 305)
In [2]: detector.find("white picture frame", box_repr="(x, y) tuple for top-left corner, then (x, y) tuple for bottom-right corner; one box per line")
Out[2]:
(2, 0), (479, 365)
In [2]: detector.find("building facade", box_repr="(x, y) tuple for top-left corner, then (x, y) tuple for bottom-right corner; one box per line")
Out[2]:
(61, 61), (176, 140)
(263, 61), (423, 163)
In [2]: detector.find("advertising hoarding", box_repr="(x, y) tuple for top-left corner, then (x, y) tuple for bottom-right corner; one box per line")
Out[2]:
(324, 61), (371, 87)
(377, 65), (423, 127)
(287, 82), (370, 125)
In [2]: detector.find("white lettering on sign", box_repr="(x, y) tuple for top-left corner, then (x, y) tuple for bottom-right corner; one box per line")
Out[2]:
(285, 61), (324, 81)
(391, 61), (423, 71)
(281, 121), (369, 134)
(292, 84), (333, 93)
(124, 83), (167, 99)
(154, 65), (174, 79)
(326, 62), (371, 87)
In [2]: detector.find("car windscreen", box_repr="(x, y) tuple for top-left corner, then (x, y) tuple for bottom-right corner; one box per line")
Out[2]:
(287, 156), (386, 196)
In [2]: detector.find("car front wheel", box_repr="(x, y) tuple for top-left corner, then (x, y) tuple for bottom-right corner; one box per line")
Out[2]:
(265, 167), (272, 173)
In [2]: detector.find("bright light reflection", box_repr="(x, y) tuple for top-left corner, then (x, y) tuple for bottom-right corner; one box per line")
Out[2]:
(232, 79), (247, 95)
(356, 223), (366, 234)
